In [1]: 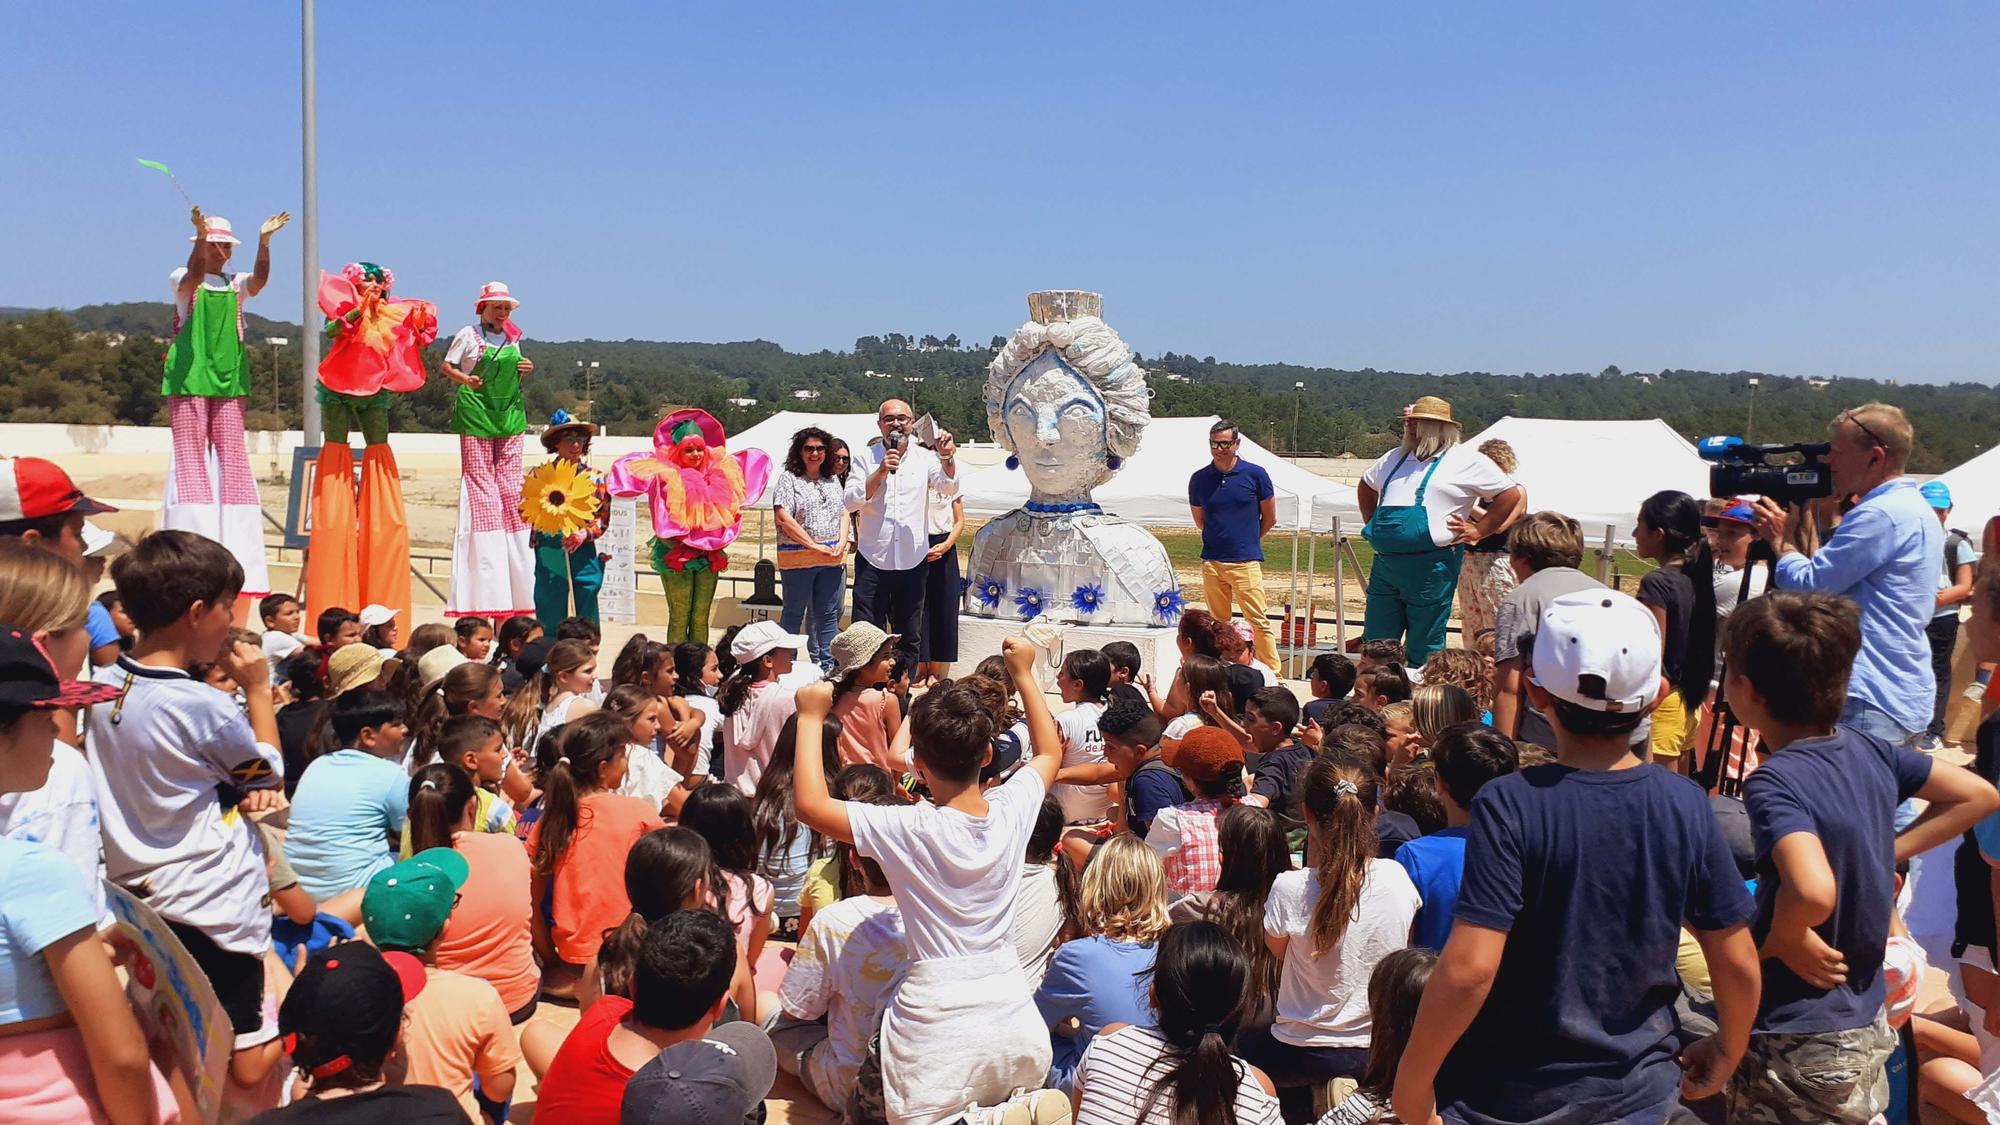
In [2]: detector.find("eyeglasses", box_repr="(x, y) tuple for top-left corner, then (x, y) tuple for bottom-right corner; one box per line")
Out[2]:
(1838, 409), (1890, 452)
(880, 414), (912, 423)
(1209, 439), (1238, 449)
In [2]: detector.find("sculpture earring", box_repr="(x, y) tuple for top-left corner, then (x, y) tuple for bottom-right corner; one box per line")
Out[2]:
(1105, 454), (1122, 470)
(1005, 454), (1020, 471)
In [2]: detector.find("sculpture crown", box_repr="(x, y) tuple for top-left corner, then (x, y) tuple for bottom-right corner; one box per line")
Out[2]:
(1026, 290), (1102, 324)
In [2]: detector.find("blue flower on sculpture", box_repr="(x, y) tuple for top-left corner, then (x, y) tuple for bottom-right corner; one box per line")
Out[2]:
(1152, 588), (1185, 624)
(1013, 586), (1045, 620)
(974, 576), (1006, 610)
(959, 575), (971, 595)
(1071, 583), (1105, 616)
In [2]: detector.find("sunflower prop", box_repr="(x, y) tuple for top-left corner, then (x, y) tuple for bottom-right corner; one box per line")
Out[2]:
(520, 459), (602, 538)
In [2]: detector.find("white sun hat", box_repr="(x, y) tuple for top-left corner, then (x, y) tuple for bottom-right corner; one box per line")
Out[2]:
(189, 216), (241, 245)
(475, 281), (520, 310)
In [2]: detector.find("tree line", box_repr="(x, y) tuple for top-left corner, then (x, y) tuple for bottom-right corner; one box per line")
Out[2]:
(2, 303), (1994, 474)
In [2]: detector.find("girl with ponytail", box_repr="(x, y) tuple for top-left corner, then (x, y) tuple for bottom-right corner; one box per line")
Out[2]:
(1241, 752), (1420, 1121)
(1070, 921), (1282, 1125)
(1635, 489), (1717, 773)
(406, 764), (538, 1020)
(523, 711), (664, 997)
(499, 637), (597, 758)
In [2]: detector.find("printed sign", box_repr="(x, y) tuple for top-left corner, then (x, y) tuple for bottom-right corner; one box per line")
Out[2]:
(102, 882), (231, 1122)
(599, 496), (640, 624)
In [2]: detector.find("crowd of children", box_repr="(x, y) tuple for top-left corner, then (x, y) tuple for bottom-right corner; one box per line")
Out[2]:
(6, 450), (2000, 1125)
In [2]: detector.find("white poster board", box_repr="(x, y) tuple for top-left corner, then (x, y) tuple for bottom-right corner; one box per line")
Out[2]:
(599, 497), (640, 624)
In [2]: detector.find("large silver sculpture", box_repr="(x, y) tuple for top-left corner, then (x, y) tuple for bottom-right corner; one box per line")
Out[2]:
(962, 291), (1180, 626)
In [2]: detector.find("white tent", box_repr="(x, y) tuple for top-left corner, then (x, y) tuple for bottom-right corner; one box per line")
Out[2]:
(728, 411), (886, 475)
(958, 415), (1359, 531)
(1452, 417), (1712, 546)
(1938, 444), (2000, 536)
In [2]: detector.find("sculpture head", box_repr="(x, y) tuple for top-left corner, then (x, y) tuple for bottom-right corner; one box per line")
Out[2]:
(985, 291), (1150, 502)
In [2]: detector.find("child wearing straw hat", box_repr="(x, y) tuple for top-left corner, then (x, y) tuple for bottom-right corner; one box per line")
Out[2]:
(163, 206), (288, 613)
(442, 282), (538, 624)
(531, 412), (612, 631)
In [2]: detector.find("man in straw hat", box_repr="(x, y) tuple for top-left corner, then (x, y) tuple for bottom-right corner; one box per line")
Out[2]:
(1358, 395), (1524, 669)
(163, 206), (289, 615)
(442, 282), (538, 625)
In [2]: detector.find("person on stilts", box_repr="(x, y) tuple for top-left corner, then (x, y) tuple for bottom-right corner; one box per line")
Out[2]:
(441, 282), (537, 623)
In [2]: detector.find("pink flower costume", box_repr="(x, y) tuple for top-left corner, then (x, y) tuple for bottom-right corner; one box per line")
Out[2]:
(608, 409), (771, 643)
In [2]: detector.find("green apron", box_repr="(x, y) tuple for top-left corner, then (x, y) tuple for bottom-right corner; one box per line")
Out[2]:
(162, 280), (248, 397)
(1363, 450), (1446, 555)
(451, 334), (527, 438)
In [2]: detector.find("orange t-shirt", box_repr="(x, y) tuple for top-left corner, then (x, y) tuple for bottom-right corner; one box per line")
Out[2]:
(401, 966), (522, 1121)
(833, 687), (899, 771)
(434, 830), (539, 1013)
(527, 792), (665, 964)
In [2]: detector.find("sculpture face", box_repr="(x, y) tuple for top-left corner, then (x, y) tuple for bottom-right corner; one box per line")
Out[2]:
(1003, 350), (1107, 498)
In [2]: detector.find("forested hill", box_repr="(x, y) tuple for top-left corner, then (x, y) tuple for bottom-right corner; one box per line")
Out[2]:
(3, 302), (1995, 473)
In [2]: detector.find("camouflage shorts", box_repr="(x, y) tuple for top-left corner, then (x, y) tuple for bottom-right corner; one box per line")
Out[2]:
(1727, 1013), (1895, 1124)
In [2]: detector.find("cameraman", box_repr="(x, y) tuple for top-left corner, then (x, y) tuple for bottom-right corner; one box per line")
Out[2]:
(847, 397), (957, 659)
(1749, 402), (1942, 750)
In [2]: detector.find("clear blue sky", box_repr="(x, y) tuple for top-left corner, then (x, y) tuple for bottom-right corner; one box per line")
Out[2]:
(9, 3), (1998, 383)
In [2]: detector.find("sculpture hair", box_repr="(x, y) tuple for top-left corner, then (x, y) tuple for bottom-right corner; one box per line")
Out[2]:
(984, 307), (1151, 487)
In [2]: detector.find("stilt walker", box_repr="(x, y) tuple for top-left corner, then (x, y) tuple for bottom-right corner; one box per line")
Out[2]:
(306, 262), (435, 626)
(609, 408), (770, 644)
(523, 412), (611, 631)
(162, 206), (288, 608)
(442, 282), (536, 621)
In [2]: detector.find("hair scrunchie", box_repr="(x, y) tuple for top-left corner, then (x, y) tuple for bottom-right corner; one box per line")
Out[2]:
(1332, 779), (1359, 799)
(419, 779), (438, 791)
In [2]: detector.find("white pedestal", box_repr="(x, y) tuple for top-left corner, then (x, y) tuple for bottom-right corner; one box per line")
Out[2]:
(950, 614), (1183, 694)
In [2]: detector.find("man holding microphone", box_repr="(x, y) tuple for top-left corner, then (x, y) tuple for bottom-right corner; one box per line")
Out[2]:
(847, 399), (958, 660)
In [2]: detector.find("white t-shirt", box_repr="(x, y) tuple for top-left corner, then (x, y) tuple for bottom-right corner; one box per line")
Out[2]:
(1162, 712), (1204, 741)
(1264, 859), (1421, 1047)
(778, 894), (910, 1099)
(684, 694), (721, 777)
(168, 268), (250, 327)
(444, 325), (511, 371)
(1055, 701), (1111, 822)
(261, 630), (308, 664)
(1361, 444), (1515, 548)
(1011, 861), (1066, 990)
(848, 767), (1048, 963)
(615, 743), (682, 813)
(86, 658), (284, 954)
(0, 743), (107, 923)
(1073, 1024), (1283, 1125)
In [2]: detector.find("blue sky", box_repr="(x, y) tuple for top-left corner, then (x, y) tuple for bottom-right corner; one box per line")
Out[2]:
(8, 4), (1997, 383)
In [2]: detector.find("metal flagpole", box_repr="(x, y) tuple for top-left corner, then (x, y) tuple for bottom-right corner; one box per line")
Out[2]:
(300, 0), (321, 443)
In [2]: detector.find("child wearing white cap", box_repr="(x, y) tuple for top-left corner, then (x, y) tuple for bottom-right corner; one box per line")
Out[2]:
(717, 621), (807, 796)
(1391, 589), (1760, 1125)
(163, 205), (288, 608)
(442, 283), (538, 625)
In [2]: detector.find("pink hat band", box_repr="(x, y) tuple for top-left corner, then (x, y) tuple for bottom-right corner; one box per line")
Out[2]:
(475, 282), (519, 308)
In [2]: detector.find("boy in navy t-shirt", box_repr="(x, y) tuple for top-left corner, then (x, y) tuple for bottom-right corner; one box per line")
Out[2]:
(1391, 589), (1760, 1125)
(1097, 695), (1187, 839)
(1725, 592), (1996, 1121)
(1396, 722), (1518, 951)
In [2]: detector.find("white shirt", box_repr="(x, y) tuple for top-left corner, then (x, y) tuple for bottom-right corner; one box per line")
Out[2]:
(444, 325), (511, 370)
(615, 743), (682, 813)
(848, 767), (1047, 962)
(844, 440), (959, 571)
(723, 681), (799, 796)
(261, 630), (307, 664)
(778, 894), (910, 1099)
(1011, 861), (1066, 990)
(684, 694), (721, 776)
(1055, 701), (1111, 822)
(1361, 443), (1515, 548)
(1264, 859), (1421, 1047)
(0, 743), (107, 923)
(1162, 712), (1204, 740)
(168, 268), (250, 327)
(86, 658), (284, 954)
(927, 491), (960, 537)
(1074, 1024), (1283, 1125)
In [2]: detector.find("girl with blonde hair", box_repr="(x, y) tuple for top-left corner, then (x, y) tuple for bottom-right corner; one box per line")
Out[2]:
(1034, 833), (1170, 1092)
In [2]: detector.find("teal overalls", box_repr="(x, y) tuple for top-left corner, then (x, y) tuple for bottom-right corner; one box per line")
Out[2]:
(1362, 450), (1464, 668)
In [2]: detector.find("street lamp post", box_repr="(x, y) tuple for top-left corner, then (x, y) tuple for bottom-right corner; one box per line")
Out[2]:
(577, 360), (600, 423)
(299, 0), (320, 443)
(1747, 376), (1761, 441)
(1291, 380), (1304, 460)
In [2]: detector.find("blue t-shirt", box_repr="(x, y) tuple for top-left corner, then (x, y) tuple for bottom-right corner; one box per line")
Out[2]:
(85, 601), (121, 651)
(1188, 460), (1275, 563)
(1743, 727), (1932, 1034)
(285, 749), (411, 901)
(1441, 764), (1754, 1125)
(1396, 826), (1466, 951)
(1034, 935), (1157, 1091)
(0, 837), (99, 1023)
(1126, 760), (1188, 840)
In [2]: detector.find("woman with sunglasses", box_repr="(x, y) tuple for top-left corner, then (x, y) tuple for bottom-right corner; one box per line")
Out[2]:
(772, 426), (850, 673)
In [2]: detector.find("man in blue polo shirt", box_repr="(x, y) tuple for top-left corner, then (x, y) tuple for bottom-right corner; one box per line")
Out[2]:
(1188, 418), (1278, 669)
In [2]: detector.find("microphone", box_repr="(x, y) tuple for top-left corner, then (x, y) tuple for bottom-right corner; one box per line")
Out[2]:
(886, 429), (907, 473)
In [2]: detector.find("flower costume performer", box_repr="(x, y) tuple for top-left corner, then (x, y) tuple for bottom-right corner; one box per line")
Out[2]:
(306, 262), (436, 626)
(163, 207), (288, 609)
(527, 411), (612, 630)
(610, 408), (771, 644)
(441, 282), (536, 621)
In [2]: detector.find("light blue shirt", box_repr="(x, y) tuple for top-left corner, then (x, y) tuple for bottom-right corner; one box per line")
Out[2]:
(1774, 477), (1942, 734)
(285, 749), (410, 901)
(0, 837), (98, 1023)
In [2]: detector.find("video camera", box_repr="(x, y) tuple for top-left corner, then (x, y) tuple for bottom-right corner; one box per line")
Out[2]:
(1697, 436), (1834, 503)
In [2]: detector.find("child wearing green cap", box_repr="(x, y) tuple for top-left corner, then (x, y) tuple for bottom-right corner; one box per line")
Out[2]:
(362, 848), (520, 1121)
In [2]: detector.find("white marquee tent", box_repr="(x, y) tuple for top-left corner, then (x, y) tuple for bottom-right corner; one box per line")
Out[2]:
(728, 411), (889, 479)
(1449, 417), (1712, 546)
(957, 416), (1361, 531)
(1937, 444), (2000, 536)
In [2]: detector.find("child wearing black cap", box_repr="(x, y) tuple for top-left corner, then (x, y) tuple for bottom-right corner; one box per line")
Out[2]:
(249, 942), (463, 1123)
